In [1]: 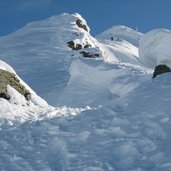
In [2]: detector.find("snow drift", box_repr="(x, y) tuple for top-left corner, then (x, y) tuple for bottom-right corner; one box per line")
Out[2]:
(139, 29), (171, 68)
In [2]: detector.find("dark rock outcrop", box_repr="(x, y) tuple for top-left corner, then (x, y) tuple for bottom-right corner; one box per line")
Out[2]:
(67, 41), (92, 51)
(152, 64), (171, 78)
(0, 69), (31, 100)
(80, 51), (100, 58)
(76, 19), (88, 32)
(84, 44), (91, 49)
(67, 41), (82, 50)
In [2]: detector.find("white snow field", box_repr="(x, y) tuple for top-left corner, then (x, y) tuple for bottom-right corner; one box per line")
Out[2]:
(0, 13), (171, 171)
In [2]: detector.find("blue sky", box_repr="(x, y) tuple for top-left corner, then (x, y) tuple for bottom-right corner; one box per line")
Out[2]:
(0, 0), (171, 36)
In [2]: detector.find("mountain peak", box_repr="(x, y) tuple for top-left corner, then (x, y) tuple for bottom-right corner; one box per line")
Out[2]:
(96, 25), (143, 47)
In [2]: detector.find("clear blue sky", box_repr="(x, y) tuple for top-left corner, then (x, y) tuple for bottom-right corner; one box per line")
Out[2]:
(0, 0), (171, 36)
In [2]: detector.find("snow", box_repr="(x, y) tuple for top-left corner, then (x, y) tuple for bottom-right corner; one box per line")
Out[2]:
(139, 29), (171, 68)
(0, 13), (99, 106)
(0, 13), (171, 171)
(0, 60), (92, 125)
(0, 59), (16, 73)
(96, 25), (143, 47)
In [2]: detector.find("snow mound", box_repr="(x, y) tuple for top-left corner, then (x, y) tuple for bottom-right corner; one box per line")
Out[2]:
(96, 25), (143, 47)
(139, 29), (171, 69)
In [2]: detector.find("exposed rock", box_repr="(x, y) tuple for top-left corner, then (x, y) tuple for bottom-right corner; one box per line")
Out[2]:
(84, 44), (91, 49)
(67, 41), (82, 50)
(152, 64), (171, 78)
(0, 92), (10, 100)
(80, 51), (100, 58)
(76, 19), (88, 32)
(24, 91), (31, 101)
(0, 69), (31, 100)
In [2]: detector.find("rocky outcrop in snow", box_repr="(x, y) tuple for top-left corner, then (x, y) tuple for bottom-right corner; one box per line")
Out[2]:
(0, 68), (31, 100)
(0, 60), (55, 123)
(76, 18), (89, 32)
(152, 64), (171, 78)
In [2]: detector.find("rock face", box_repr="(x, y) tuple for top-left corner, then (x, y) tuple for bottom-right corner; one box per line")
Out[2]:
(152, 64), (171, 78)
(80, 51), (100, 58)
(0, 69), (31, 100)
(67, 41), (82, 50)
(67, 40), (93, 51)
(76, 19), (88, 32)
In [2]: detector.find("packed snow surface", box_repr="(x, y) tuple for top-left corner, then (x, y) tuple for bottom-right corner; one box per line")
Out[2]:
(0, 13), (171, 171)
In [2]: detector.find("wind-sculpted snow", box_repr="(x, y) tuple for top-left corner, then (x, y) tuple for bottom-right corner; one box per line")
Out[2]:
(58, 58), (150, 107)
(139, 29), (171, 68)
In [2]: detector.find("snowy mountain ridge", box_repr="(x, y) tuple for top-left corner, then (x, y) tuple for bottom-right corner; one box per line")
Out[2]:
(0, 13), (171, 171)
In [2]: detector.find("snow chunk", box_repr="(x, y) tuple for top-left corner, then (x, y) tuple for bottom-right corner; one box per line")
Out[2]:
(139, 29), (171, 68)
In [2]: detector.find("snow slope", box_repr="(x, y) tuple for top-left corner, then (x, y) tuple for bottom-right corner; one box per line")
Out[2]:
(1, 13), (171, 171)
(1, 74), (171, 171)
(0, 60), (92, 125)
(96, 25), (145, 67)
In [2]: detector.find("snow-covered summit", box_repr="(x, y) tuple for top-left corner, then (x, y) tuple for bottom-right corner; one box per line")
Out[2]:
(0, 13), (102, 105)
(96, 25), (143, 47)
